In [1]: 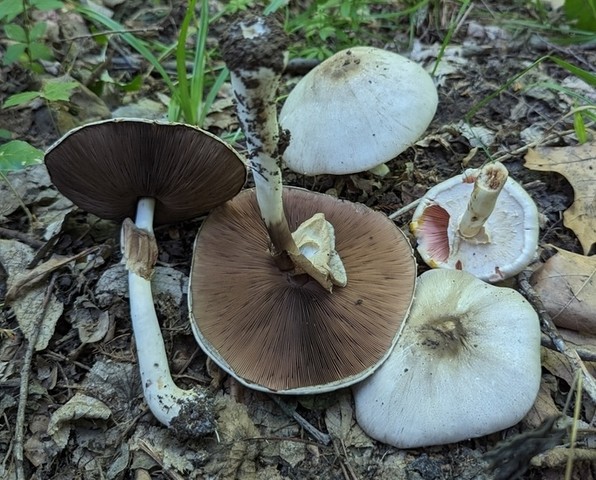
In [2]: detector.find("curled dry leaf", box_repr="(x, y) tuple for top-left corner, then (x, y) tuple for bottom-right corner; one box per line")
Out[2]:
(6, 246), (98, 302)
(531, 247), (596, 334)
(48, 393), (112, 449)
(524, 142), (596, 254)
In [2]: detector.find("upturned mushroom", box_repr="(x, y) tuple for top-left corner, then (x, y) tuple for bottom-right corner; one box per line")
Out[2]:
(410, 161), (539, 282)
(44, 118), (246, 435)
(352, 269), (542, 449)
(279, 46), (438, 176)
(188, 15), (417, 394)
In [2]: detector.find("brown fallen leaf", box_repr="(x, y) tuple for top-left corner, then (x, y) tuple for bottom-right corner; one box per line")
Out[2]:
(531, 247), (596, 334)
(6, 245), (99, 302)
(525, 143), (596, 254)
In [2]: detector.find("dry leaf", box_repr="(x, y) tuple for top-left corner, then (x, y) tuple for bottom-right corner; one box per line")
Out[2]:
(531, 247), (596, 333)
(525, 143), (596, 254)
(541, 347), (575, 386)
(48, 393), (111, 449)
(524, 375), (561, 429)
(324, 392), (353, 441)
(6, 246), (98, 302)
(0, 240), (63, 351)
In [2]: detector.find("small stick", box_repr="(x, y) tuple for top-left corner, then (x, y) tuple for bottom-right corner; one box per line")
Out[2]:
(269, 395), (331, 445)
(540, 335), (596, 363)
(518, 269), (596, 410)
(388, 198), (421, 220)
(14, 273), (57, 480)
(0, 227), (44, 249)
(137, 439), (185, 480)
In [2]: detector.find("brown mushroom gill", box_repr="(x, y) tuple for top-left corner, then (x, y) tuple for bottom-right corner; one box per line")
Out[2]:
(190, 187), (416, 392)
(45, 120), (246, 225)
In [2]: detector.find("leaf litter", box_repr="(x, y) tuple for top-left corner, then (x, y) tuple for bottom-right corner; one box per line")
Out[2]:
(1, 2), (596, 479)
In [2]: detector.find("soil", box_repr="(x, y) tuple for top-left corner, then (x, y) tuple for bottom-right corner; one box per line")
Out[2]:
(0, 1), (595, 480)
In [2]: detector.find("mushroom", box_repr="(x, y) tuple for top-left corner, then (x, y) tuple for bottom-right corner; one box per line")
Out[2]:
(44, 118), (246, 435)
(190, 186), (416, 393)
(188, 15), (417, 393)
(218, 14), (346, 290)
(410, 161), (539, 283)
(352, 269), (542, 449)
(279, 46), (438, 176)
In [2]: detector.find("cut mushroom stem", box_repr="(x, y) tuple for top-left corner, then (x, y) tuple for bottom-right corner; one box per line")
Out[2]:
(458, 161), (508, 239)
(220, 15), (347, 290)
(124, 197), (214, 436)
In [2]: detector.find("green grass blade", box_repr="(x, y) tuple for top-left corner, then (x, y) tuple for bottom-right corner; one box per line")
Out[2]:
(432, 0), (471, 77)
(199, 66), (229, 126)
(176, 0), (197, 123)
(550, 56), (596, 86)
(76, 5), (176, 93)
(190, 0), (210, 126)
(465, 56), (548, 121)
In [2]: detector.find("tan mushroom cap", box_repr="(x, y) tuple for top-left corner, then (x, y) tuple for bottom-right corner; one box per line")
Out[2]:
(44, 118), (246, 225)
(189, 187), (417, 394)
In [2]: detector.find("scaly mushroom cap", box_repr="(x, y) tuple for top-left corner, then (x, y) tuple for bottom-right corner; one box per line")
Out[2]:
(189, 187), (417, 394)
(279, 46), (438, 175)
(44, 118), (246, 225)
(353, 269), (542, 449)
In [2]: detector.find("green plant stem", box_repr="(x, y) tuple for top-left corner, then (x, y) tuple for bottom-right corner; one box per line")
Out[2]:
(75, 6), (176, 93)
(191, 0), (209, 124)
(176, 0), (197, 123)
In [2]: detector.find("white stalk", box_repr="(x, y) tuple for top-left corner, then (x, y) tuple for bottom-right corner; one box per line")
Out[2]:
(222, 16), (347, 289)
(458, 162), (508, 239)
(228, 66), (294, 256)
(126, 197), (214, 435)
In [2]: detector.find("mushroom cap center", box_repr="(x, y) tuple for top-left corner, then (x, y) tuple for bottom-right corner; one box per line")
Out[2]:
(417, 315), (471, 358)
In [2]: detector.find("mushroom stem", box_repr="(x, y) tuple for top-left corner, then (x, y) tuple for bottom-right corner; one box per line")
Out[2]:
(220, 15), (347, 289)
(458, 161), (508, 239)
(228, 62), (295, 266)
(125, 197), (214, 435)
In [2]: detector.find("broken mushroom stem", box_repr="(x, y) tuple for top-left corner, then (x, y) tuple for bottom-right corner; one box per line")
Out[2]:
(458, 161), (508, 240)
(124, 197), (214, 435)
(220, 15), (347, 290)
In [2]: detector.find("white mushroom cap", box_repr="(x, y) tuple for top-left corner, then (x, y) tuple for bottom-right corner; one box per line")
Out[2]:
(410, 166), (539, 283)
(353, 269), (541, 449)
(279, 47), (438, 175)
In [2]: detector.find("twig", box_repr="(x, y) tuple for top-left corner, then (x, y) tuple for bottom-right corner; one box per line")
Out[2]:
(492, 128), (577, 164)
(14, 273), (57, 480)
(0, 227), (44, 249)
(242, 435), (330, 447)
(0, 171), (36, 230)
(284, 58), (321, 76)
(268, 394), (331, 445)
(388, 198), (421, 220)
(541, 334), (596, 362)
(137, 439), (185, 480)
(518, 269), (596, 410)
